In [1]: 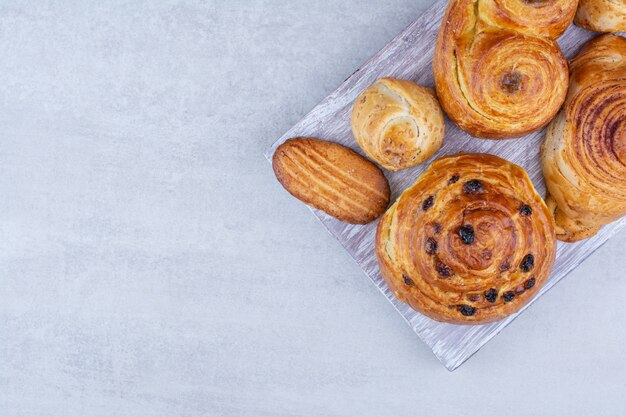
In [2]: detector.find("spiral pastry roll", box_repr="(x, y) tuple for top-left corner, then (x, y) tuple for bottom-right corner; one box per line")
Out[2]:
(351, 78), (445, 171)
(433, 0), (577, 139)
(542, 34), (626, 242)
(575, 0), (626, 33)
(376, 154), (556, 324)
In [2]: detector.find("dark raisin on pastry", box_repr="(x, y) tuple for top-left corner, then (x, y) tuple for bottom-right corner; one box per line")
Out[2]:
(524, 277), (536, 290)
(436, 262), (453, 277)
(403, 275), (415, 286)
(502, 291), (516, 302)
(463, 179), (483, 194)
(425, 238), (438, 255)
(423, 196), (434, 211)
(484, 288), (498, 303)
(519, 204), (533, 216)
(458, 225), (475, 244)
(520, 254), (535, 272)
(459, 305), (477, 317)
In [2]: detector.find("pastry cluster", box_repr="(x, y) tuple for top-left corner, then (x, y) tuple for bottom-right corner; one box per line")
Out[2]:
(272, 1), (626, 324)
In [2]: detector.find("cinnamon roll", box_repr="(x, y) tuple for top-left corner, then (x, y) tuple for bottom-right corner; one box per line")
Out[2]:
(542, 34), (626, 242)
(433, 0), (577, 139)
(575, 0), (626, 33)
(376, 154), (556, 324)
(351, 78), (445, 171)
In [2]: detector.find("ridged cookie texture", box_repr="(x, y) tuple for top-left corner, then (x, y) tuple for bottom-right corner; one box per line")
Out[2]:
(272, 138), (390, 224)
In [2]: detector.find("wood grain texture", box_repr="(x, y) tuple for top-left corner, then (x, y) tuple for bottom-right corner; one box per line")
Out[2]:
(265, 0), (626, 371)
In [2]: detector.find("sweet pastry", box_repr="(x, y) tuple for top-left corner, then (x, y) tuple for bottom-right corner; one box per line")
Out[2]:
(351, 78), (445, 171)
(575, 0), (626, 33)
(542, 34), (626, 242)
(272, 137), (390, 224)
(376, 154), (556, 324)
(433, 0), (577, 139)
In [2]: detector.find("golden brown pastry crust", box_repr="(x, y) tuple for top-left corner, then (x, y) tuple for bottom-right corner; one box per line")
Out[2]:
(376, 154), (556, 324)
(351, 78), (445, 171)
(433, 0), (576, 139)
(272, 138), (390, 224)
(575, 0), (626, 33)
(541, 34), (626, 242)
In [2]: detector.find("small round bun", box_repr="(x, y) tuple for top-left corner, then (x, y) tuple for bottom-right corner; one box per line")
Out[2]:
(575, 0), (626, 33)
(351, 78), (445, 171)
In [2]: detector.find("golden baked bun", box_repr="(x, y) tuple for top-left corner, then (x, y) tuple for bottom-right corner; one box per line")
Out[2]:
(575, 0), (626, 33)
(433, 0), (576, 139)
(542, 34), (626, 242)
(351, 78), (445, 171)
(376, 154), (556, 324)
(272, 138), (390, 224)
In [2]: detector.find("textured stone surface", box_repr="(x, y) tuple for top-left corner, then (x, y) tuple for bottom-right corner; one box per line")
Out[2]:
(0, 1), (624, 416)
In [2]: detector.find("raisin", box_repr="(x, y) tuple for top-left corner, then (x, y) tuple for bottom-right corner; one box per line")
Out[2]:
(425, 238), (438, 255)
(403, 275), (414, 286)
(433, 223), (442, 234)
(500, 262), (511, 272)
(449, 174), (460, 184)
(484, 288), (498, 303)
(459, 305), (476, 317)
(520, 254), (535, 272)
(463, 179), (483, 194)
(422, 196), (434, 211)
(502, 291), (516, 302)
(519, 204), (533, 216)
(500, 71), (522, 94)
(524, 277), (536, 290)
(437, 262), (452, 277)
(468, 294), (481, 302)
(458, 225), (475, 245)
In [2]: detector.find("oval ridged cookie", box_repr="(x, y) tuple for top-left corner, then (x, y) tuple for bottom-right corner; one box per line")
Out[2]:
(272, 138), (390, 224)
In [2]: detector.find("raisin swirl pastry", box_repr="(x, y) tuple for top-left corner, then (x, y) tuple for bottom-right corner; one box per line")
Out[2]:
(542, 34), (626, 242)
(376, 154), (556, 324)
(433, 0), (577, 139)
(575, 0), (626, 33)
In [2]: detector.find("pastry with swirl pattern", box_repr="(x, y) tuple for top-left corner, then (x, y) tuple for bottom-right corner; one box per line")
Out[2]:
(542, 34), (626, 242)
(351, 78), (445, 171)
(376, 154), (556, 324)
(575, 0), (626, 33)
(433, 0), (577, 139)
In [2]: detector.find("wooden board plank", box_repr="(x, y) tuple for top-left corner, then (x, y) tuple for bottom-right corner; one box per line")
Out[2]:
(265, 1), (626, 371)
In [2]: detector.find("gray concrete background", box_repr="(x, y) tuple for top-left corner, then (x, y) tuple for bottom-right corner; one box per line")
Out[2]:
(0, 1), (624, 416)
